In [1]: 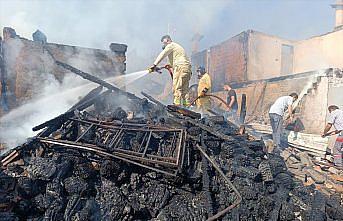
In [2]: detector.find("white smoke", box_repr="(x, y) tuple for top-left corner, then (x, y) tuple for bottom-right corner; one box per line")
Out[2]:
(0, 74), (96, 148)
(0, 69), (150, 149)
(0, 0), (233, 72)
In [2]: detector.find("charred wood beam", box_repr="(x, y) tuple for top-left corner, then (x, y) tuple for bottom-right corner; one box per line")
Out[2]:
(141, 92), (235, 140)
(196, 142), (242, 221)
(142, 131), (152, 157)
(141, 91), (166, 109)
(69, 86), (103, 110)
(75, 123), (94, 142)
(55, 60), (142, 101)
(142, 92), (234, 141)
(110, 147), (178, 163)
(38, 137), (179, 177)
(201, 131), (214, 217)
(32, 88), (110, 132)
(167, 105), (201, 119)
(178, 130), (187, 173)
(239, 94), (247, 124)
(69, 118), (180, 132)
(1, 150), (19, 167)
(187, 118), (235, 141)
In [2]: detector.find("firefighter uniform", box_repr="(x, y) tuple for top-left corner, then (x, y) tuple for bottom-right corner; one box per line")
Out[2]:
(153, 42), (191, 106)
(196, 73), (212, 112)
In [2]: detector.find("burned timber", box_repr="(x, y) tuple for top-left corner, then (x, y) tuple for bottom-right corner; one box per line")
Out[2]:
(0, 62), (343, 220)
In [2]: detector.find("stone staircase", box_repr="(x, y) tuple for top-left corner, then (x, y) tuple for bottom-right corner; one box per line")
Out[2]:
(284, 70), (327, 119)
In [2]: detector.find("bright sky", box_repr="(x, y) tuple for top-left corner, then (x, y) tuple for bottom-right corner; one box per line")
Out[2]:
(0, 0), (336, 71)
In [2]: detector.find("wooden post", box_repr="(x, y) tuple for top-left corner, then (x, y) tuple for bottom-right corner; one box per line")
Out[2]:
(239, 94), (247, 124)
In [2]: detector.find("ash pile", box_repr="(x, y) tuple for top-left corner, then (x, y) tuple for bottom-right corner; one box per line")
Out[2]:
(1, 65), (343, 221)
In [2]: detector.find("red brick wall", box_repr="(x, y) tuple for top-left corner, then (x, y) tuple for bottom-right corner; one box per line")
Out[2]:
(192, 32), (248, 91)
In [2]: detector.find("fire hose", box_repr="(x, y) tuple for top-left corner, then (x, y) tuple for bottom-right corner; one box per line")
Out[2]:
(190, 94), (231, 109)
(149, 67), (232, 111)
(148, 65), (173, 79)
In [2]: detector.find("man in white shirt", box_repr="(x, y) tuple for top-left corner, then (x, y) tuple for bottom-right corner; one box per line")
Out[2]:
(322, 105), (343, 168)
(269, 93), (298, 149)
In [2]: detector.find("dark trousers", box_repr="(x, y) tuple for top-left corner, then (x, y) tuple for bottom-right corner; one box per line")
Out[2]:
(269, 113), (283, 148)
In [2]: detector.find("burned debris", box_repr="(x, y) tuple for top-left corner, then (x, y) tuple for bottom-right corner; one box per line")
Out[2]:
(1, 64), (342, 221)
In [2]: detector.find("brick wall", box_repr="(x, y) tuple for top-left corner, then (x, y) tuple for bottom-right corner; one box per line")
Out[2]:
(192, 31), (248, 92)
(0, 28), (127, 112)
(209, 32), (248, 91)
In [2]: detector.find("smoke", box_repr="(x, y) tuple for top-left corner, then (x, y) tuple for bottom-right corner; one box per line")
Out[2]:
(0, 0), (334, 72)
(0, 73), (96, 148)
(0, 0), (234, 73)
(0, 0), (233, 145)
(0, 69), (150, 149)
(0, 22), (152, 150)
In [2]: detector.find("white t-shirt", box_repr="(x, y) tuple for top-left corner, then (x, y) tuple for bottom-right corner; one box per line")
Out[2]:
(269, 96), (293, 116)
(327, 109), (343, 131)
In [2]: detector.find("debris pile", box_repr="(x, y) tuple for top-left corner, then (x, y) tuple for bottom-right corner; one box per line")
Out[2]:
(1, 63), (342, 220)
(281, 149), (343, 195)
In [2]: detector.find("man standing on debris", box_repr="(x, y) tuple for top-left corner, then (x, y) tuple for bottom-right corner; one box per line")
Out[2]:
(149, 35), (192, 107)
(269, 93), (298, 149)
(196, 66), (211, 113)
(322, 105), (343, 168)
(223, 83), (239, 124)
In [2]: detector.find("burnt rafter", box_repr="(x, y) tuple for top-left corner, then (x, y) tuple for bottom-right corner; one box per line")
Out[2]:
(37, 117), (186, 177)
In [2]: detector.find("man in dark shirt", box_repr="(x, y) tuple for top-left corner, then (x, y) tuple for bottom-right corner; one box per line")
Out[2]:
(223, 84), (239, 124)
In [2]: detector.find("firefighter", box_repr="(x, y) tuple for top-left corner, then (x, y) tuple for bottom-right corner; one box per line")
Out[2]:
(149, 35), (192, 107)
(196, 66), (211, 112)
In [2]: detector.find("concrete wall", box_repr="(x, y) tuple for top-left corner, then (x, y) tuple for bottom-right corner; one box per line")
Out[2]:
(298, 76), (329, 133)
(293, 29), (343, 73)
(328, 69), (343, 109)
(0, 28), (127, 113)
(247, 31), (294, 80)
(213, 70), (335, 134)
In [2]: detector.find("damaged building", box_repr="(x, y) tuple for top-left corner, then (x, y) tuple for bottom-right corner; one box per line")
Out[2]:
(191, 2), (343, 156)
(1, 64), (343, 219)
(0, 27), (127, 115)
(0, 1), (342, 220)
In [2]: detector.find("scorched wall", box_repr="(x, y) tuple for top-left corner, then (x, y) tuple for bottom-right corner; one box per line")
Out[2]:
(0, 27), (127, 115)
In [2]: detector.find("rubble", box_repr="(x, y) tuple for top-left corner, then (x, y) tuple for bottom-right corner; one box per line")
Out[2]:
(0, 63), (342, 220)
(281, 147), (343, 196)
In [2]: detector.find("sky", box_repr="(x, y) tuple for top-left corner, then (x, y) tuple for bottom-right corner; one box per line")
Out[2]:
(0, 0), (336, 72)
